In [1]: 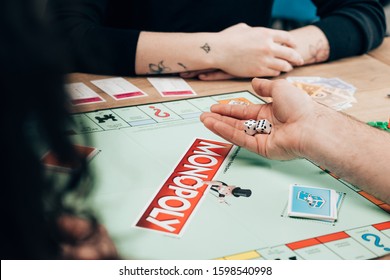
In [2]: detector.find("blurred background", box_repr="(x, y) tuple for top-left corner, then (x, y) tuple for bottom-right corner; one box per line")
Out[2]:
(271, 0), (390, 34)
(37, 0), (390, 39)
(386, 3), (390, 32)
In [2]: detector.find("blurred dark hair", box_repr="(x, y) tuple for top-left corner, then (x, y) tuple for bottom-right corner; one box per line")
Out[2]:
(0, 0), (92, 259)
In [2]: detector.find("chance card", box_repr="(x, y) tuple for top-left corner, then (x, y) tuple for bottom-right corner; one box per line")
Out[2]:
(147, 77), (197, 97)
(91, 77), (147, 100)
(65, 82), (105, 106)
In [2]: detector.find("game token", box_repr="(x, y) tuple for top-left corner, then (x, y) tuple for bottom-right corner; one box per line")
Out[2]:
(367, 121), (390, 132)
(203, 181), (252, 203)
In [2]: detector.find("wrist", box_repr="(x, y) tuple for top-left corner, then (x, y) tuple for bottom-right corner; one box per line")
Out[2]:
(196, 32), (220, 69)
(296, 103), (337, 159)
(289, 25), (329, 64)
(135, 31), (218, 74)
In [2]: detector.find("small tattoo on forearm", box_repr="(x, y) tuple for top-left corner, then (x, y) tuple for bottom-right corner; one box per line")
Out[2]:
(177, 62), (187, 70)
(309, 40), (329, 63)
(200, 43), (211, 53)
(149, 60), (171, 74)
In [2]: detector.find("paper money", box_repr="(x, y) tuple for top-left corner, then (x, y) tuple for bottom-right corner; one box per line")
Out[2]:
(287, 77), (356, 111)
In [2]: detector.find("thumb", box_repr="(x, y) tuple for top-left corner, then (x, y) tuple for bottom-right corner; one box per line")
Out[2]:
(251, 78), (274, 98)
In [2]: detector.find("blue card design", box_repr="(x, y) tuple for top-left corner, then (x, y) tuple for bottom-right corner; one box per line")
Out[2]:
(288, 184), (339, 221)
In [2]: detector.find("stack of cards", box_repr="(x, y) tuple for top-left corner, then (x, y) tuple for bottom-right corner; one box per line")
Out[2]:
(287, 76), (357, 111)
(287, 184), (344, 222)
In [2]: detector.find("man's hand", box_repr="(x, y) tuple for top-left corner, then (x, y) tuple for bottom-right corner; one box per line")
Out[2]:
(200, 78), (321, 159)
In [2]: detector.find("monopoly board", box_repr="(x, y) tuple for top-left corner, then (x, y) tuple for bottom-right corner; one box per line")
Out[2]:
(67, 91), (390, 260)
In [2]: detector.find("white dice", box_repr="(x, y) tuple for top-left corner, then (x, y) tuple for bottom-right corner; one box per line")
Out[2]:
(256, 119), (272, 134)
(244, 119), (272, 135)
(243, 119), (257, 136)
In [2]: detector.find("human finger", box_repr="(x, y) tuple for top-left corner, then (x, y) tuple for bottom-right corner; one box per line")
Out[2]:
(253, 78), (313, 103)
(200, 111), (244, 131)
(180, 69), (217, 78)
(180, 71), (201, 78)
(251, 78), (275, 98)
(252, 78), (301, 105)
(198, 70), (236, 80)
(267, 57), (294, 73)
(272, 44), (304, 66)
(256, 67), (282, 78)
(209, 103), (267, 121)
(202, 115), (260, 153)
(271, 29), (297, 48)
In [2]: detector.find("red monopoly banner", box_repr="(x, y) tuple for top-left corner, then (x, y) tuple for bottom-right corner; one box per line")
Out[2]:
(135, 138), (234, 236)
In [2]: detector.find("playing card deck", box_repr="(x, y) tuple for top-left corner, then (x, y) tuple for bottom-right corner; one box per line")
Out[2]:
(287, 184), (345, 222)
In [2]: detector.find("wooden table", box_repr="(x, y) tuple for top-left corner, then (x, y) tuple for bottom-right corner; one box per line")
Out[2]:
(68, 38), (390, 123)
(368, 36), (390, 66)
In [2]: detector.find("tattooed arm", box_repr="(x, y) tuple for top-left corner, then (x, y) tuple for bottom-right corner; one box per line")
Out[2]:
(135, 31), (214, 75)
(290, 0), (386, 64)
(135, 23), (304, 77)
